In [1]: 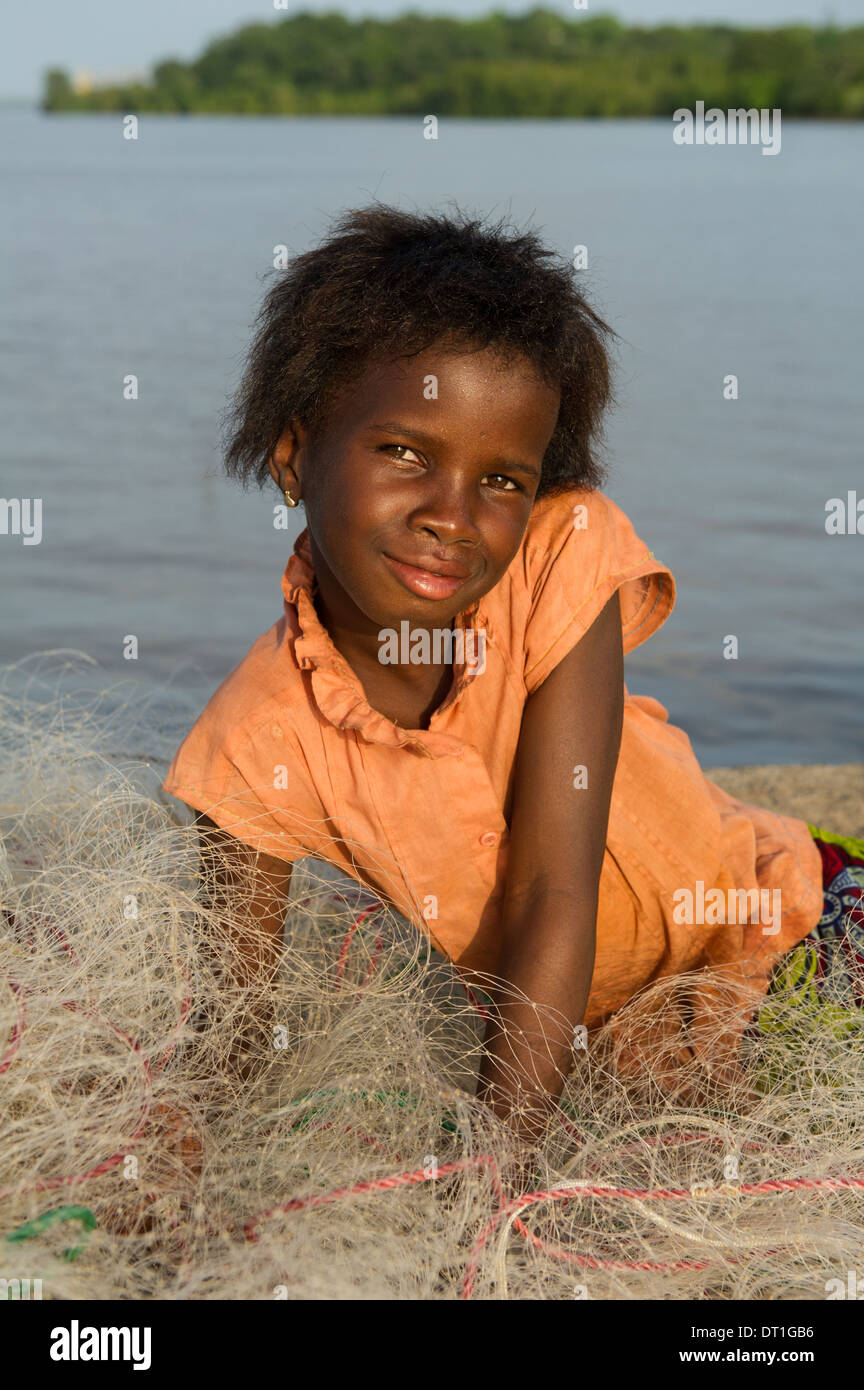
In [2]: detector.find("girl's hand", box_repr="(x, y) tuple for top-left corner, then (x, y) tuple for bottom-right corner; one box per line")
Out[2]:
(99, 1101), (203, 1236)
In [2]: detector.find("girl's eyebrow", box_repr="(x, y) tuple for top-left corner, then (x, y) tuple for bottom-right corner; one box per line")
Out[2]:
(371, 420), (435, 440)
(369, 421), (540, 477)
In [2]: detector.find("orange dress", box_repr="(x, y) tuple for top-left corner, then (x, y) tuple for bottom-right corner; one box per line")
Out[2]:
(162, 487), (823, 1062)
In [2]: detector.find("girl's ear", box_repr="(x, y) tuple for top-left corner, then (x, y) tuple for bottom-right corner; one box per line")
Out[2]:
(268, 422), (306, 491)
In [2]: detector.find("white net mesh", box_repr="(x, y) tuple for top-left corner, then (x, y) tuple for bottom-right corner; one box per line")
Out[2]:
(2, 654), (863, 1300)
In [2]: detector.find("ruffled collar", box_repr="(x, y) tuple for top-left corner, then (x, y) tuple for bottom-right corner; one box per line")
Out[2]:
(281, 529), (489, 758)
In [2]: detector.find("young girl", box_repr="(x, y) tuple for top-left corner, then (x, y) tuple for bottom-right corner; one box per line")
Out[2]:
(163, 205), (862, 1145)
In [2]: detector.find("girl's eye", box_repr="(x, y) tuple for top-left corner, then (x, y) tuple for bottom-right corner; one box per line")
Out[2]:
(381, 444), (423, 463)
(378, 448), (521, 493)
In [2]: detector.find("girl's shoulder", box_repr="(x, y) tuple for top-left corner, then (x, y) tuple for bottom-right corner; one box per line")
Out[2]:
(175, 615), (306, 764)
(488, 487), (677, 695)
(519, 485), (656, 575)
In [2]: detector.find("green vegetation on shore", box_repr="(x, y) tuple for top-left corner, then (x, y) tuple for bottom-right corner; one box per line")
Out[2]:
(43, 9), (864, 118)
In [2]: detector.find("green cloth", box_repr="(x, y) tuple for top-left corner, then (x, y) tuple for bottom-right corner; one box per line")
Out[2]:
(808, 824), (864, 858)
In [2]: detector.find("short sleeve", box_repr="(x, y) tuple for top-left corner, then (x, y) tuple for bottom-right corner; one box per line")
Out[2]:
(522, 489), (676, 695)
(162, 713), (310, 865)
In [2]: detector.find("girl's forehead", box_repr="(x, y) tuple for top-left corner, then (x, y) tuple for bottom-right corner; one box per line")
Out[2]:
(340, 344), (553, 409)
(318, 345), (560, 453)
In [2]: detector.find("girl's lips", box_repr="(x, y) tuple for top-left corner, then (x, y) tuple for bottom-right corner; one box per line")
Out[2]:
(381, 553), (469, 600)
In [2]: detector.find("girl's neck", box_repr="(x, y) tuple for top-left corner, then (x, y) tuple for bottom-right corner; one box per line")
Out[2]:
(311, 582), (456, 728)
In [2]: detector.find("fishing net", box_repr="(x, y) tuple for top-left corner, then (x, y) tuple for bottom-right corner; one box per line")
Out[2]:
(1, 653), (863, 1300)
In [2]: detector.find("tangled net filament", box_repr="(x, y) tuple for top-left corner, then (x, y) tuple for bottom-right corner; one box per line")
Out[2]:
(1, 656), (863, 1300)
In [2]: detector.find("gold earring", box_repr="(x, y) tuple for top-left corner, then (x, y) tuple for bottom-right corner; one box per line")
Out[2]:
(284, 489), (298, 508)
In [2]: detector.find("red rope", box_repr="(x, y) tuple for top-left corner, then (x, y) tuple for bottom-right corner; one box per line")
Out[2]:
(335, 906), (382, 987)
(6, 898), (864, 1294)
(0, 998), (153, 1200)
(0, 910), (189, 1200)
(243, 1153), (503, 1242)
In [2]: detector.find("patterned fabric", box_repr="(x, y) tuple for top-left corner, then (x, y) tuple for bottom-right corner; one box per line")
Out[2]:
(758, 828), (864, 1033)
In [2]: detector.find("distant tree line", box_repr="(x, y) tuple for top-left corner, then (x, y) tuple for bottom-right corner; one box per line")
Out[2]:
(42, 10), (864, 118)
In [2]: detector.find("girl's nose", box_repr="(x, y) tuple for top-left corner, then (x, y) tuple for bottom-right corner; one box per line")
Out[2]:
(410, 480), (483, 545)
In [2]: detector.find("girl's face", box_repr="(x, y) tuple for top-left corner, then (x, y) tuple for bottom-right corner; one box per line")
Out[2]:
(268, 342), (561, 668)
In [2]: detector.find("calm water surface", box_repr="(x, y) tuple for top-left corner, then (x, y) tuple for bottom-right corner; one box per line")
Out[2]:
(1, 110), (862, 763)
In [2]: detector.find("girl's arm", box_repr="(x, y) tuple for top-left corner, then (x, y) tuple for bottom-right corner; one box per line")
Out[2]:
(193, 812), (294, 1073)
(476, 590), (624, 1146)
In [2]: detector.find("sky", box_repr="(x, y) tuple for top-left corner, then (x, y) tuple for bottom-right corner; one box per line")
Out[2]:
(3, 0), (861, 102)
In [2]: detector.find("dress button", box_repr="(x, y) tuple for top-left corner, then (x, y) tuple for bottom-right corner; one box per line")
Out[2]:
(479, 831), (499, 847)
